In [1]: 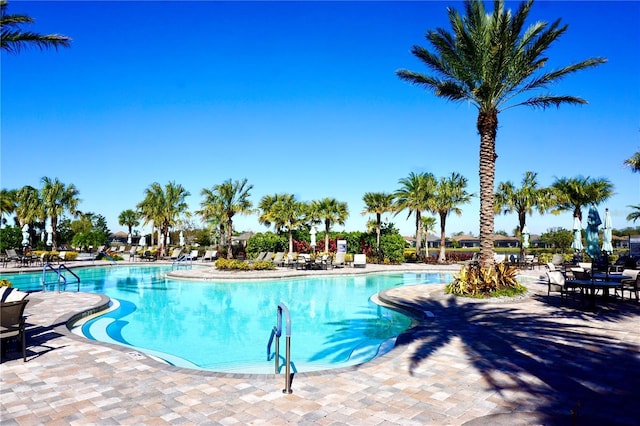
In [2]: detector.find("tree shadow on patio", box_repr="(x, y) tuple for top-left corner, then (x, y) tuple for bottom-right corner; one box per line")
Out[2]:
(393, 295), (639, 425)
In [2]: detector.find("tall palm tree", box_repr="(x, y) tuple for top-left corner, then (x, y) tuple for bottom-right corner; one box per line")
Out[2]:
(266, 194), (309, 254)
(1, 0), (71, 54)
(206, 178), (253, 259)
(551, 176), (614, 222)
(420, 215), (437, 258)
(257, 193), (290, 234)
(624, 152), (640, 172)
(137, 182), (190, 256)
(362, 192), (395, 261)
(197, 188), (226, 250)
(495, 171), (549, 258)
(396, 0), (606, 267)
(0, 188), (17, 226)
(311, 197), (349, 252)
(15, 185), (44, 245)
(431, 173), (472, 262)
(394, 172), (437, 259)
(40, 176), (80, 250)
(118, 209), (140, 237)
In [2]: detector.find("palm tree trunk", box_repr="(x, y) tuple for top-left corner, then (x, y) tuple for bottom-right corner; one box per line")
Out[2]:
(325, 219), (330, 253)
(478, 111), (498, 267)
(288, 229), (294, 254)
(438, 212), (447, 262)
(415, 211), (422, 260)
(227, 218), (234, 259)
(376, 213), (381, 263)
(519, 212), (526, 260)
(51, 215), (58, 250)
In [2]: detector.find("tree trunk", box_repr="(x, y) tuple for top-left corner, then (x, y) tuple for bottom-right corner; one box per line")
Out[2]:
(519, 212), (526, 260)
(325, 219), (330, 253)
(51, 215), (58, 251)
(227, 218), (234, 259)
(376, 213), (381, 263)
(288, 229), (294, 254)
(477, 110), (498, 268)
(438, 212), (447, 262)
(415, 211), (422, 260)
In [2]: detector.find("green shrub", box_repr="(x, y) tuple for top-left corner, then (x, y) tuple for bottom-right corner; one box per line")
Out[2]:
(379, 233), (405, 264)
(445, 263), (527, 298)
(0, 278), (12, 287)
(252, 261), (276, 270)
(214, 258), (275, 271)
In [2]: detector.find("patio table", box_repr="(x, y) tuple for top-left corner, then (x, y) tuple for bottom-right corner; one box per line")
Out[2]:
(566, 279), (623, 309)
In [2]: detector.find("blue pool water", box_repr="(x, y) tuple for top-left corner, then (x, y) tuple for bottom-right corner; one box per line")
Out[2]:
(2, 266), (454, 373)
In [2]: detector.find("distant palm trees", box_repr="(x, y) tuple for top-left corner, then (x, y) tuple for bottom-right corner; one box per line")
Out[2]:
(200, 179), (253, 259)
(259, 193), (308, 254)
(495, 171), (549, 258)
(137, 182), (190, 257)
(394, 172), (437, 260)
(311, 198), (349, 252)
(396, 0), (606, 266)
(1, 0), (71, 54)
(41, 176), (80, 250)
(432, 173), (472, 262)
(118, 209), (140, 238)
(362, 192), (395, 259)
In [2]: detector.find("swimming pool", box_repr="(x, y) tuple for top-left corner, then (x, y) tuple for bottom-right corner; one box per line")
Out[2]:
(3, 266), (454, 373)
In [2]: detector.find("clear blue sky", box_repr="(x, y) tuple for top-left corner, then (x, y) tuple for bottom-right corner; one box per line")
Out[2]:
(2, 1), (639, 238)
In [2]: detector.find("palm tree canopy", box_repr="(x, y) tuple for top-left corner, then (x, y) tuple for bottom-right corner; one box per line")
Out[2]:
(393, 172), (437, 221)
(551, 176), (614, 220)
(396, 0), (606, 115)
(627, 205), (640, 223)
(118, 209), (140, 233)
(495, 171), (549, 228)
(15, 185), (43, 226)
(432, 173), (473, 217)
(624, 152), (640, 173)
(1, 0), (71, 54)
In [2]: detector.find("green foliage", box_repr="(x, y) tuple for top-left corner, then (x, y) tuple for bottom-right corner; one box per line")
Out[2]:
(246, 232), (287, 256)
(379, 233), (405, 264)
(540, 228), (573, 250)
(446, 263), (525, 298)
(214, 258), (275, 271)
(0, 225), (22, 252)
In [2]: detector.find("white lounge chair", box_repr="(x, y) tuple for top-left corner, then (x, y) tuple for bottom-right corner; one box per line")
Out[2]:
(353, 254), (366, 268)
(333, 252), (346, 268)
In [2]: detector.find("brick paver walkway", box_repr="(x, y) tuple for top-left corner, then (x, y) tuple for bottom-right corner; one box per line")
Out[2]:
(1, 265), (638, 425)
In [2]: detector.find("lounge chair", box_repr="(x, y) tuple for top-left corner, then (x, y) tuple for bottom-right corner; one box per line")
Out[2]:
(127, 246), (138, 262)
(353, 254), (367, 268)
(187, 250), (199, 260)
(1, 299), (29, 362)
(283, 253), (296, 268)
(296, 254), (311, 270)
(201, 250), (217, 262)
(142, 250), (157, 262)
(333, 252), (346, 268)
(271, 252), (285, 266)
(169, 248), (182, 260)
(252, 252), (267, 262)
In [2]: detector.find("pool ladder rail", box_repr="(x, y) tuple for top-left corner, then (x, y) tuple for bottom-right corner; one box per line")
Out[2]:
(171, 255), (193, 270)
(267, 302), (293, 394)
(42, 263), (81, 292)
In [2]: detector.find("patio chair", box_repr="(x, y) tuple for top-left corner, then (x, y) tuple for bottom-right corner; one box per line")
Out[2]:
(283, 252), (296, 268)
(188, 250), (199, 260)
(618, 270), (639, 301)
(296, 254), (311, 270)
(551, 253), (564, 268)
(1, 299), (29, 362)
(252, 252), (267, 262)
(333, 252), (346, 268)
(271, 252), (285, 266)
(142, 250), (157, 262)
(546, 270), (577, 303)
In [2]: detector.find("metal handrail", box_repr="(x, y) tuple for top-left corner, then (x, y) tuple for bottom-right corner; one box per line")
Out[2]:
(171, 255), (193, 270)
(41, 263), (81, 292)
(58, 264), (81, 292)
(277, 303), (292, 394)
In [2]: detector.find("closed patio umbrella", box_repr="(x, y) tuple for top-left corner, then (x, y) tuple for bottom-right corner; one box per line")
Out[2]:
(585, 205), (602, 260)
(21, 224), (29, 247)
(601, 208), (613, 254)
(179, 231), (185, 247)
(571, 216), (583, 252)
(127, 233), (132, 245)
(139, 236), (147, 247)
(522, 225), (530, 249)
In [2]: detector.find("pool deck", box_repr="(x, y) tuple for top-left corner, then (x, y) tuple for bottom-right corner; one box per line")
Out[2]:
(1, 262), (639, 425)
